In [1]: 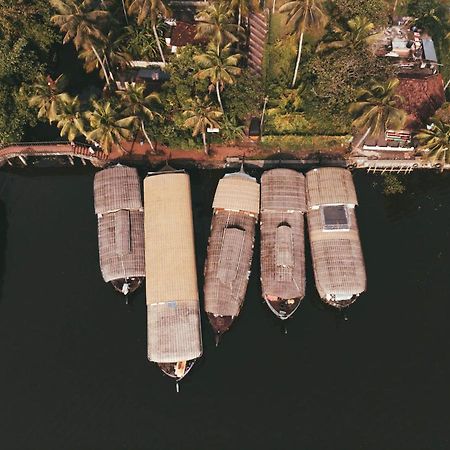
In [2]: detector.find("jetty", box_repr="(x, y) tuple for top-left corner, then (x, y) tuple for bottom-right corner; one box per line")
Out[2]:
(260, 169), (307, 320)
(93, 165), (145, 295)
(144, 169), (202, 381)
(306, 167), (366, 308)
(203, 168), (260, 342)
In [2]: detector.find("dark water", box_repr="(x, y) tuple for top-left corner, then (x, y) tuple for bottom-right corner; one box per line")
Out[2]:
(0, 167), (449, 450)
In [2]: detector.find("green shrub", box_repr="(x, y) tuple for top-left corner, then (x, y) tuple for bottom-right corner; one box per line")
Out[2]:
(260, 134), (352, 152)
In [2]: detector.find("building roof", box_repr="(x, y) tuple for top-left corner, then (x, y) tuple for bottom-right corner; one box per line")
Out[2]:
(144, 171), (202, 363)
(212, 171), (260, 215)
(261, 169), (306, 212)
(171, 21), (198, 47)
(94, 165), (142, 215)
(306, 168), (358, 207)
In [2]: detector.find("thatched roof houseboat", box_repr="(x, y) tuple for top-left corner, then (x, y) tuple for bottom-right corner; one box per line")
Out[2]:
(260, 169), (306, 320)
(204, 169), (260, 342)
(144, 169), (202, 381)
(93, 165), (145, 296)
(306, 168), (366, 308)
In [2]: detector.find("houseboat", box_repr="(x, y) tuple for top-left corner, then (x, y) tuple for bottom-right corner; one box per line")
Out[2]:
(306, 167), (366, 308)
(204, 167), (260, 342)
(93, 165), (145, 296)
(144, 168), (202, 382)
(260, 169), (306, 319)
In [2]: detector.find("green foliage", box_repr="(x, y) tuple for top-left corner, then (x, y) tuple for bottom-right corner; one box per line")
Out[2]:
(433, 103), (450, 123)
(330, 0), (387, 25)
(163, 46), (209, 112)
(0, 39), (41, 142)
(0, 0), (58, 143)
(221, 70), (264, 122)
(305, 47), (394, 118)
(265, 111), (350, 135)
(260, 134), (351, 152)
(382, 174), (406, 196)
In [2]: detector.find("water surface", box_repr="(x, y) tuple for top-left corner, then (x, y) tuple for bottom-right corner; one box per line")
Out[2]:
(0, 167), (449, 450)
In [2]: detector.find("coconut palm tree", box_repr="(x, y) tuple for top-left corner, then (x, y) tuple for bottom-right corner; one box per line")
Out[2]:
(183, 97), (223, 155)
(28, 74), (71, 123)
(126, 0), (170, 63)
(316, 16), (379, 54)
(50, 0), (111, 86)
(279, 0), (327, 87)
(84, 100), (134, 154)
(349, 78), (407, 144)
(194, 43), (242, 112)
(195, 2), (242, 52)
(415, 120), (450, 165)
(116, 84), (161, 151)
(55, 96), (86, 141)
(227, 0), (259, 27)
(124, 20), (164, 60)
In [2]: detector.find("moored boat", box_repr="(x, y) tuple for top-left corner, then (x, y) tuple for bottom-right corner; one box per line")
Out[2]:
(93, 165), (145, 296)
(260, 169), (306, 320)
(144, 168), (202, 382)
(305, 167), (366, 308)
(203, 167), (260, 342)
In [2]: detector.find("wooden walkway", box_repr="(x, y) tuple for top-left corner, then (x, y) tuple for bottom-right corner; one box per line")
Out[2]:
(0, 141), (108, 167)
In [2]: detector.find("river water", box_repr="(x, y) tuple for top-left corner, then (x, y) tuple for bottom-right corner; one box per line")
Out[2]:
(0, 167), (449, 449)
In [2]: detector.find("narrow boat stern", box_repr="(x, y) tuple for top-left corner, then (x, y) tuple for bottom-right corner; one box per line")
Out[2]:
(207, 313), (234, 340)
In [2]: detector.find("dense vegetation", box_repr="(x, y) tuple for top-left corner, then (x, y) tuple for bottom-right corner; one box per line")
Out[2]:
(0, 0), (448, 160)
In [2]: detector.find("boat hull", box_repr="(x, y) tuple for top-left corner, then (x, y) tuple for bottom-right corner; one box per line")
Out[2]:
(263, 295), (302, 320)
(158, 359), (197, 381)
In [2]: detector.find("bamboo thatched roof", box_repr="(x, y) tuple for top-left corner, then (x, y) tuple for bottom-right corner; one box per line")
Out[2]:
(261, 169), (306, 212)
(212, 171), (260, 215)
(94, 165), (143, 215)
(144, 172), (202, 363)
(306, 167), (357, 208)
(260, 169), (306, 300)
(306, 168), (366, 299)
(97, 210), (145, 282)
(204, 210), (256, 317)
(94, 166), (145, 283)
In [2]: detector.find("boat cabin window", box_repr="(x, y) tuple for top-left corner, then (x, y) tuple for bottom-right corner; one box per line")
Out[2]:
(321, 205), (350, 231)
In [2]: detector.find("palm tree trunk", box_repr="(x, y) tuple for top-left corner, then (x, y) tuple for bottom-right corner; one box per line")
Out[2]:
(216, 82), (224, 112)
(141, 121), (155, 153)
(153, 24), (166, 64)
(202, 131), (208, 155)
(238, 6), (241, 27)
(354, 127), (372, 150)
(91, 45), (111, 87)
(103, 52), (116, 83)
(291, 30), (304, 88)
(444, 78), (450, 91)
(393, 0), (398, 15)
(122, 0), (129, 24)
